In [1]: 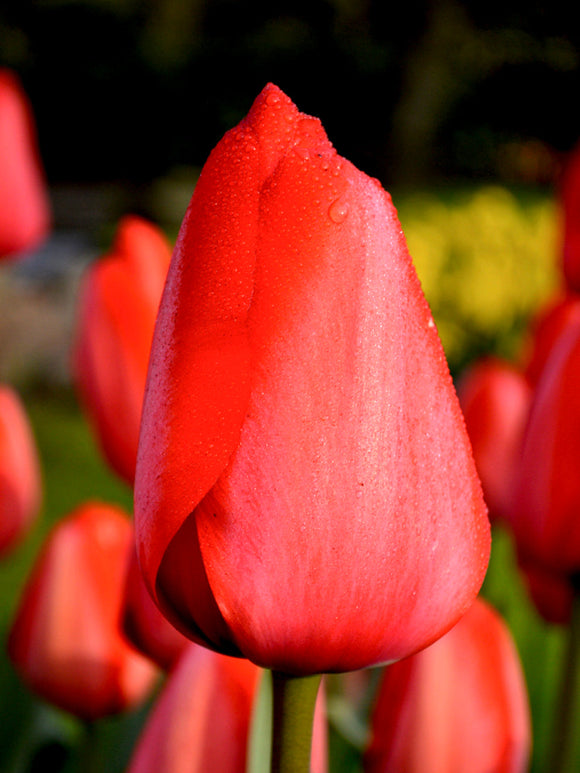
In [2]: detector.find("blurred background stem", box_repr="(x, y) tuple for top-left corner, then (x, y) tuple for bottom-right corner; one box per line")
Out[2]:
(549, 587), (580, 773)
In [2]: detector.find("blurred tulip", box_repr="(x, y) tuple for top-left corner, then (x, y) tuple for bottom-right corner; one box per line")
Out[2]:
(0, 69), (50, 260)
(8, 502), (158, 720)
(457, 357), (531, 522)
(72, 215), (171, 485)
(0, 384), (42, 556)
(122, 544), (189, 671)
(522, 292), (580, 387)
(126, 645), (328, 773)
(561, 140), (580, 292)
(511, 309), (580, 575)
(135, 83), (490, 676)
(519, 561), (573, 625)
(364, 598), (530, 773)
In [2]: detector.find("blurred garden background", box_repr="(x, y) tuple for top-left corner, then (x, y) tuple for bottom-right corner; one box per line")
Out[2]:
(1, 0), (580, 771)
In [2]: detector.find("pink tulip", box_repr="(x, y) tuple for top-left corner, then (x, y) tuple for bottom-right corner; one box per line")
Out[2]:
(8, 502), (158, 720)
(0, 384), (42, 556)
(72, 215), (171, 484)
(364, 598), (530, 773)
(0, 69), (50, 260)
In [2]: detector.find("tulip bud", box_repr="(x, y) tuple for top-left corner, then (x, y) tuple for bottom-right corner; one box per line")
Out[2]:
(457, 357), (531, 523)
(522, 293), (580, 387)
(511, 309), (580, 575)
(126, 645), (328, 773)
(0, 69), (50, 260)
(72, 215), (171, 485)
(364, 598), (531, 773)
(135, 83), (490, 675)
(8, 502), (158, 720)
(0, 384), (42, 557)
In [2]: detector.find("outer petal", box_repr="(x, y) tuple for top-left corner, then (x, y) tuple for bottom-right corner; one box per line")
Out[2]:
(0, 385), (42, 556)
(511, 312), (580, 573)
(364, 598), (531, 773)
(136, 84), (490, 673)
(121, 544), (189, 671)
(0, 69), (50, 260)
(8, 502), (157, 720)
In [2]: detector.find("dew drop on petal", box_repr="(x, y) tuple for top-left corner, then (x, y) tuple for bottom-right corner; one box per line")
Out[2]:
(328, 197), (349, 223)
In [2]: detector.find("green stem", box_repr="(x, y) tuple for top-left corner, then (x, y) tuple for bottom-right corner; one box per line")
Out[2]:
(550, 589), (580, 773)
(270, 671), (322, 773)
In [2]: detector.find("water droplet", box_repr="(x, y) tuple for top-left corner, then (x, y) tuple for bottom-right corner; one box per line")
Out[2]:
(265, 90), (280, 106)
(328, 197), (349, 224)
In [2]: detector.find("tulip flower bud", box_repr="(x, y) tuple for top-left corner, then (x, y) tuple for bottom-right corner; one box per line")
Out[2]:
(0, 385), (42, 557)
(511, 309), (580, 575)
(522, 293), (580, 386)
(457, 357), (531, 523)
(0, 69), (50, 260)
(364, 598), (531, 773)
(122, 544), (189, 671)
(72, 215), (172, 485)
(135, 84), (490, 675)
(8, 502), (158, 720)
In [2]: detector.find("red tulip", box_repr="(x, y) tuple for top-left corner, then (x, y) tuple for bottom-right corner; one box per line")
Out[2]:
(511, 308), (580, 574)
(122, 544), (189, 671)
(126, 645), (328, 773)
(522, 292), (580, 387)
(8, 502), (158, 720)
(134, 83), (490, 675)
(0, 69), (50, 260)
(518, 560), (573, 625)
(561, 140), (580, 292)
(0, 384), (42, 556)
(364, 598), (531, 773)
(457, 358), (531, 522)
(72, 215), (172, 485)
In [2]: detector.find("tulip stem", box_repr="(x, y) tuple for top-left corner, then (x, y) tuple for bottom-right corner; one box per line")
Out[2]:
(550, 587), (580, 773)
(270, 671), (322, 773)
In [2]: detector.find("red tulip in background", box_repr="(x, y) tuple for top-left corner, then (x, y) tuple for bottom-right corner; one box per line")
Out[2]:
(522, 292), (580, 387)
(457, 357), (531, 523)
(511, 308), (580, 576)
(364, 598), (531, 773)
(72, 215), (172, 485)
(8, 502), (158, 720)
(122, 544), (189, 671)
(126, 645), (328, 773)
(134, 83), (490, 675)
(0, 69), (50, 260)
(0, 384), (42, 557)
